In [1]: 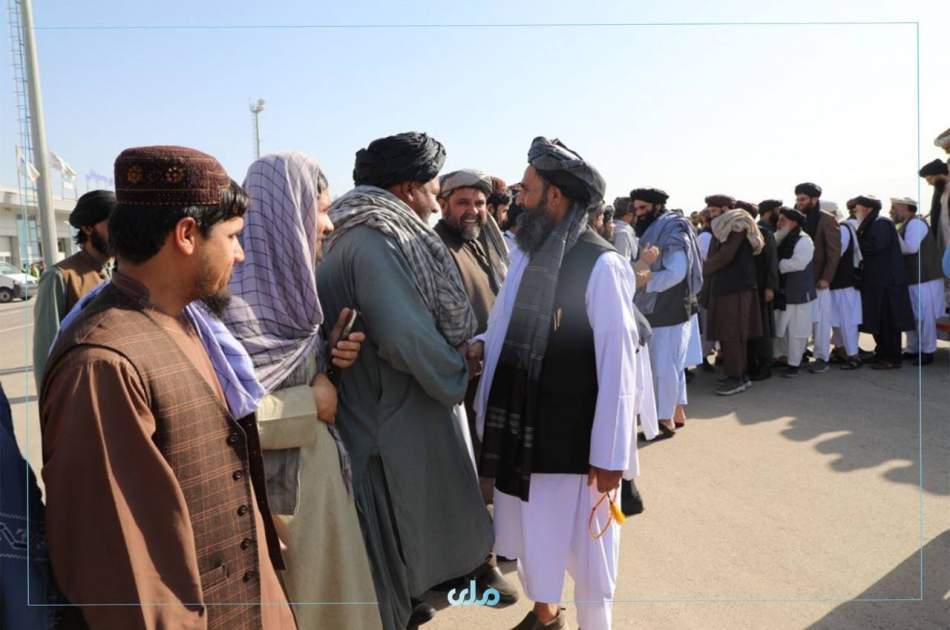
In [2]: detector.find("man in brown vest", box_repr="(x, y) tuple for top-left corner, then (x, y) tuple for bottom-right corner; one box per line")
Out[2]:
(40, 146), (295, 630)
(32, 190), (114, 387)
(432, 168), (517, 606)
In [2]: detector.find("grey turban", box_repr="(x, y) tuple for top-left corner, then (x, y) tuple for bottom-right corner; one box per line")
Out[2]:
(528, 136), (606, 207)
(439, 169), (493, 198)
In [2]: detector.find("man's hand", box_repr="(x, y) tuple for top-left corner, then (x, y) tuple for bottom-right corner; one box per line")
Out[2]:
(312, 372), (338, 424)
(587, 466), (623, 493)
(328, 307), (366, 369)
(764, 288), (775, 303)
(817, 280), (830, 290)
(466, 340), (485, 379)
(635, 269), (652, 289)
(640, 245), (660, 265)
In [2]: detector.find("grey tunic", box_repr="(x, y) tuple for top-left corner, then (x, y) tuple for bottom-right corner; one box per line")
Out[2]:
(612, 220), (639, 261)
(316, 226), (493, 630)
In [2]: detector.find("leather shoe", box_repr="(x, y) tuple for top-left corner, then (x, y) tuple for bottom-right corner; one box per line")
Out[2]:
(476, 566), (519, 606)
(408, 598), (435, 628)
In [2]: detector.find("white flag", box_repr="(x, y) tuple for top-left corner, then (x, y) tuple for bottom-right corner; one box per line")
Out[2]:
(50, 151), (77, 180)
(16, 147), (39, 182)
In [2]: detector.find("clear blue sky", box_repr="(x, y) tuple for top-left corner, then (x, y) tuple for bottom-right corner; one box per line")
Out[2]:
(2, 0), (948, 212)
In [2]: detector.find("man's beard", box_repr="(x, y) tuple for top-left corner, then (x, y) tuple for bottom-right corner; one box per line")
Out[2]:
(195, 264), (232, 318)
(634, 208), (660, 237)
(89, 230), (111, 257)
(515, 201), (556, 254)
(456, 214), (482, 242)
(201, 291), (232, 319)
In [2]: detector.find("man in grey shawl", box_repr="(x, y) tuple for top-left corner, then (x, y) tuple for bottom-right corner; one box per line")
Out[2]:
(222, 152), (382, 630)
(631, 187), (704, 436)
(316, 132), (493, 630)
(471, 137), (641, 630)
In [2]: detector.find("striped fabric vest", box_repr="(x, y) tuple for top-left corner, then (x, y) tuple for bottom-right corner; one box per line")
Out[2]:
(43, 281), (281, 629)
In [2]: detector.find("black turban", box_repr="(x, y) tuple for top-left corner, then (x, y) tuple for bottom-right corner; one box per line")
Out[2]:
(630, 187), (669, 205)
(704, 194), (736, 208)
(919, 159), (949, 177)
(794, 182), (822, 198)
(758, 199), (783, 214)
(528, 136), (606, 207)
(779, 207), (806, 225)
(853, 195), (882, 211)
(69, 189), (116, 229)
(352, 132), (446, 189)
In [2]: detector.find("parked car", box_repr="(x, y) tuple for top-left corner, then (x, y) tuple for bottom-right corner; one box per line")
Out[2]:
(0, 261), (38, 303)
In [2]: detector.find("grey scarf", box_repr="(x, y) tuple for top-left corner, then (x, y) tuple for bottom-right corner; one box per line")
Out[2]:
(326, 185), (477, 346)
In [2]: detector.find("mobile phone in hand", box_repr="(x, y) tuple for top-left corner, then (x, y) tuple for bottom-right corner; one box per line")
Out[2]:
(340, 308), (360, 340)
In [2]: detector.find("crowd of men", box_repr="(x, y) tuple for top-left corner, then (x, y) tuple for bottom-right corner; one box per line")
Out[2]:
(2, 126), (948, 630)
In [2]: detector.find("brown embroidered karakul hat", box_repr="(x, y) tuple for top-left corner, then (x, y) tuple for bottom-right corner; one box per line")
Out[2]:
(114, 145), (230, 206)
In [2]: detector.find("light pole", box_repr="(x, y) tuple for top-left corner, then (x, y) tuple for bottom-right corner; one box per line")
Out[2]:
(250, 98), (265, 159)
(18, 0), (58, 266)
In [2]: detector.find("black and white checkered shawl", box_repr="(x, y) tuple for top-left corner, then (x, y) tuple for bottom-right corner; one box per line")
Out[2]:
(326, 185), (477, 347)
(479, 205), (589, 501)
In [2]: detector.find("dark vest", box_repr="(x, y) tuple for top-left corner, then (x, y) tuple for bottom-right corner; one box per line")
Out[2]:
(830, 224), (856, 290)
(900, 217), (943, 285)
(710, 237), (757, 296)
(930, 181), (946, 245)
(646, 275), (693, 327)
(43, 283), (281, 630)
(778, 231), (817, 306)
(534, 230), (613, 474)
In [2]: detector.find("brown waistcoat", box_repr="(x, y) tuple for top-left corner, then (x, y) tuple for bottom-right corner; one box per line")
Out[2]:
(43, 281), (283, 629)
(54, 249), (110, 314)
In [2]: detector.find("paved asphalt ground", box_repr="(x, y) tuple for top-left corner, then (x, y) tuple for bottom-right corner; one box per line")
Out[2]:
(3, 299), (947, 630)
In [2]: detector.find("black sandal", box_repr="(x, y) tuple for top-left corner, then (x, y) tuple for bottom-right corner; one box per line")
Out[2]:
(656, 423), (676, 439)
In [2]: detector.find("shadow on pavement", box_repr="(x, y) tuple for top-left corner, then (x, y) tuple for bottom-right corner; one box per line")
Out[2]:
(806, 529), (949, 629)
(686, 347), (949, 496)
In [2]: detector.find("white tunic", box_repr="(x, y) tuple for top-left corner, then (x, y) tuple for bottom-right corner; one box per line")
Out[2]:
(830, 224), (863, 329)
(898, 217), (946, 320)
(775, 232), (818, 339)
(899, 216), (946, 353)
(696, 231), (713, 261)
(476, 244), (640, 630)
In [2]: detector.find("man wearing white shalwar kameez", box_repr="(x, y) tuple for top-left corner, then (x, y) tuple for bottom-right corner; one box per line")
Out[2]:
(773, 208), (818, 377)
(893, 197), (946, 365)
(628, 188), (702, 436)
(480, 247), (638, 630)
(695, 224), (718, 365)
(473, 138), (638, 630)
(795, 184), (841, 374)
(829, 213), (864, 369)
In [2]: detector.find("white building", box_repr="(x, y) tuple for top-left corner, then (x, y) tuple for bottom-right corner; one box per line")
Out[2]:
(0, 187), (77, 267)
